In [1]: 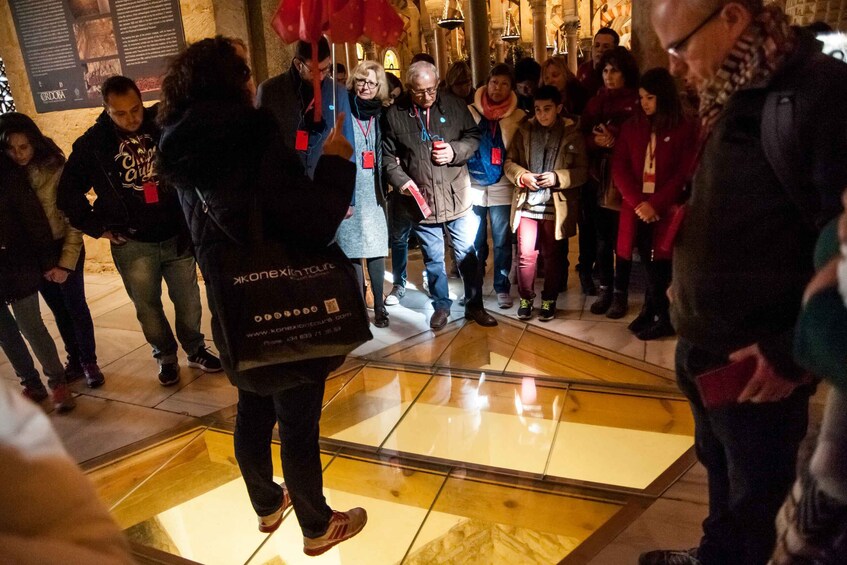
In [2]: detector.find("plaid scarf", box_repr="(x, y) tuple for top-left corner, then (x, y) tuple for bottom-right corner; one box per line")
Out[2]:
(699, 5), (795, 135)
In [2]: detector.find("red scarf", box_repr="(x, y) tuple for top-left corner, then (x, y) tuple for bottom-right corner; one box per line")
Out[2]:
(480, 91), (512, 121)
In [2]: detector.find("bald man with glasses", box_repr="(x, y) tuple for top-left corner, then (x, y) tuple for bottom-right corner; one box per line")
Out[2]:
(642, 2), (847, 564)
(382, 61), (497, 330)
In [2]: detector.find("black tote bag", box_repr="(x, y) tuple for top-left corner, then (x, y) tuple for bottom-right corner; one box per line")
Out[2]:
(195, 188), (372, 373)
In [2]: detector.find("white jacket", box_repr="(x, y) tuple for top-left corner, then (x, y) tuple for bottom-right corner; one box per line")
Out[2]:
(468, 88), (526, 207)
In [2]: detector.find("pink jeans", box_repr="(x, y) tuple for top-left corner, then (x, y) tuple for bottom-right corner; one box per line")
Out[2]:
(516, 217), (567, 301)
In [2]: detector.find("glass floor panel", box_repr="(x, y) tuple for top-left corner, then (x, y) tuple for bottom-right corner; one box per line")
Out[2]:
(369, 320), (675, 389)
(404, 477), (622, 564)
(88, 428), (627, 564)
(86, 319), (693, 563)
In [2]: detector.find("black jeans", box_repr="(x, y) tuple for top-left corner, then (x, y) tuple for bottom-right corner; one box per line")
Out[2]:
(616, 222), (671, 314)
(675, 338), (810, 565)
(596, 206), (629, 290)
(233, 382), (332, 538)
(577, 181), (598, 274)
(39, 248), (97, 365)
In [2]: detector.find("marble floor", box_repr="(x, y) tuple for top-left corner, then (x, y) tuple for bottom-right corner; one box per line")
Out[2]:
(0, 255), (718, 564)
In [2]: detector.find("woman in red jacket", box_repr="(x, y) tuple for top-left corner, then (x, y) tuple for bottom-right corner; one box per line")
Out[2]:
(582, 47), (640, 317)
(612, 67), (699, 340)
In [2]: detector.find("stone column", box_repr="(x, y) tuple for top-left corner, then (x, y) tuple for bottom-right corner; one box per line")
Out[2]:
(562, 18), (580, 73)
(528, 0), (547, 64)
(631, 0), (668, 72)
(433, 27), (449, 79)
(466, 0), (490, 85)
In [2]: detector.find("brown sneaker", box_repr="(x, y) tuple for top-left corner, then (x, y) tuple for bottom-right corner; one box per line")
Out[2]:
(303, 507), (368, 556)
(50, 384), (76, 413)
(258, 484), (291, 533)
(22, 386), (49, 404)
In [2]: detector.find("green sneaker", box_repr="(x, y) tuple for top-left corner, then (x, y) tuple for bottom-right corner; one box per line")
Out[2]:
(517, 298), (533, 320)
(539, 300), (556, 321)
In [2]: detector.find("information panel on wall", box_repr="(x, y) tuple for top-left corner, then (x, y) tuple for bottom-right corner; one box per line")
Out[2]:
(8, 0), (186, 113)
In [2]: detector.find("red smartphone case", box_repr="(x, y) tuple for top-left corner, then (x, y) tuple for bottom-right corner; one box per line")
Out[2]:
(695, 356), (758, 410)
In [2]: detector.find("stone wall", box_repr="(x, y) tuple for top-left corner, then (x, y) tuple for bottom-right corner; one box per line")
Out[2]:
(0, 0), (219, 270)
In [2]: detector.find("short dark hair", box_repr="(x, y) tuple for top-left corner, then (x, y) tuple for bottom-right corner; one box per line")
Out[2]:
(295, 37), (331, 62)
(533, 85), (561, 106)
(101, 75), (141, 103)
(410, 52), (435, 65)
(515, 57), (541, 84)
(487, 63), (514, 88)
(639, 67), (683, 131)
(595, 27), (620, 46)
(335, 63), (346, 74)
(599, 46), (639, 89)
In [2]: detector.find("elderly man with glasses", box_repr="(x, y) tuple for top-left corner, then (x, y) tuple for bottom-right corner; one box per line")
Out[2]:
(641, 2), (847, 565)
(382, 61), (498, 330)
(258, 37), (354, 178)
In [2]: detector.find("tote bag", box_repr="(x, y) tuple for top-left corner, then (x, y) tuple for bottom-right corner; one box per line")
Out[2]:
(196, 188), (372, 373)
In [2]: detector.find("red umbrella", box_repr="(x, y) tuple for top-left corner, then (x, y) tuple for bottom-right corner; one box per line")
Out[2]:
(272, 0), (404, 123)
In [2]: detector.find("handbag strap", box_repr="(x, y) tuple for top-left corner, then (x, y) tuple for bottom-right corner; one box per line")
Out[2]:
(194, 186), (248, 246)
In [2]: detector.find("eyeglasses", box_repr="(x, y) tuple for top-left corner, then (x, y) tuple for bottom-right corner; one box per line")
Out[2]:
(666, 6), (723, 59)
(299, 60), (331, 76)
(412, 87), (438, 97)
(355, 78), (378, 90)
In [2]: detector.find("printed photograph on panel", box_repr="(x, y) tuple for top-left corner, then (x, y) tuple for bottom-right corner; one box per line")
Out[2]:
(135, 75), (164, 94)
(68, 0), (110, 20)
(74, 16), (118, 59)
(84, 58), (122, 99)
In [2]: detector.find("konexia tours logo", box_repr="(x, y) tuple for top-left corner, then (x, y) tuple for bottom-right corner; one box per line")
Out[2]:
(233, 263), (336, 285)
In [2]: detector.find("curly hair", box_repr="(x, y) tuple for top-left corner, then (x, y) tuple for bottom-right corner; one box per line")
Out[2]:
(0, 112), (65, 171)
(157, 36), (252, 127)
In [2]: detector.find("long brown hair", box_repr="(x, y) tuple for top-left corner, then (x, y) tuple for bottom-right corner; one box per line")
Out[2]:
(640, 67), (684, 132)
(0, 112), (65, 170)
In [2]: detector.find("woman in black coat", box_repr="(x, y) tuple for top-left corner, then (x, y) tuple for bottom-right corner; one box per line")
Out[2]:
(155, 36), (367, 556)
(0, 155), (74, 411)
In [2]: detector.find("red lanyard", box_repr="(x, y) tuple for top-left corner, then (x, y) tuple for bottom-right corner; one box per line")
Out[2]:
(647, 132), (657, 167)
(355, 116), (373, 139)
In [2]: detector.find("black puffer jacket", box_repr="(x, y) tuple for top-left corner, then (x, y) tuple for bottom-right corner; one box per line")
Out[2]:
(157, 101), (356, 395)
(382, 92), (481, 223)
(0, 158), (56, 304)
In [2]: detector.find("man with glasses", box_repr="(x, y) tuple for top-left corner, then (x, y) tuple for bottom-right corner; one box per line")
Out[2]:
(382, 61), (497, 330)
(576, 27), (620, 98)
(642, 2), (847, 564)
(258, 37), (354, 178)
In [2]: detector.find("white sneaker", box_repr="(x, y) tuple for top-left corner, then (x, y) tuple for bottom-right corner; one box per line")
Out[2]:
(385, 285), (405, 306)
(303, 507), (368, 556)
(497, 293), (513, 309)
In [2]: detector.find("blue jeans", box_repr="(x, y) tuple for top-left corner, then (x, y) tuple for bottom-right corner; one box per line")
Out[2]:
(413, 211), (482, 311)
(473, 205), (512, 294)
(388, 193), (415, 288)
(39, 247), (97, 365)
(675, 338), (810, 565)
(0, 292), (65, 390)
(234, 382), (332, 538)
(110, 236), (205, 365)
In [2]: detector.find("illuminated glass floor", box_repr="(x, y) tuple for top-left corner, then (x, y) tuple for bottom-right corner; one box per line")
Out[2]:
(85, 318), (695, 564)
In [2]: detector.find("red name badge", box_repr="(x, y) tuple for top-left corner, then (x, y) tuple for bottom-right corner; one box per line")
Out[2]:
(491, 147), (502, 165)
(362, 150), (375, 169)
(295, 130), (309, 151)
(142, 181), (159, 204)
